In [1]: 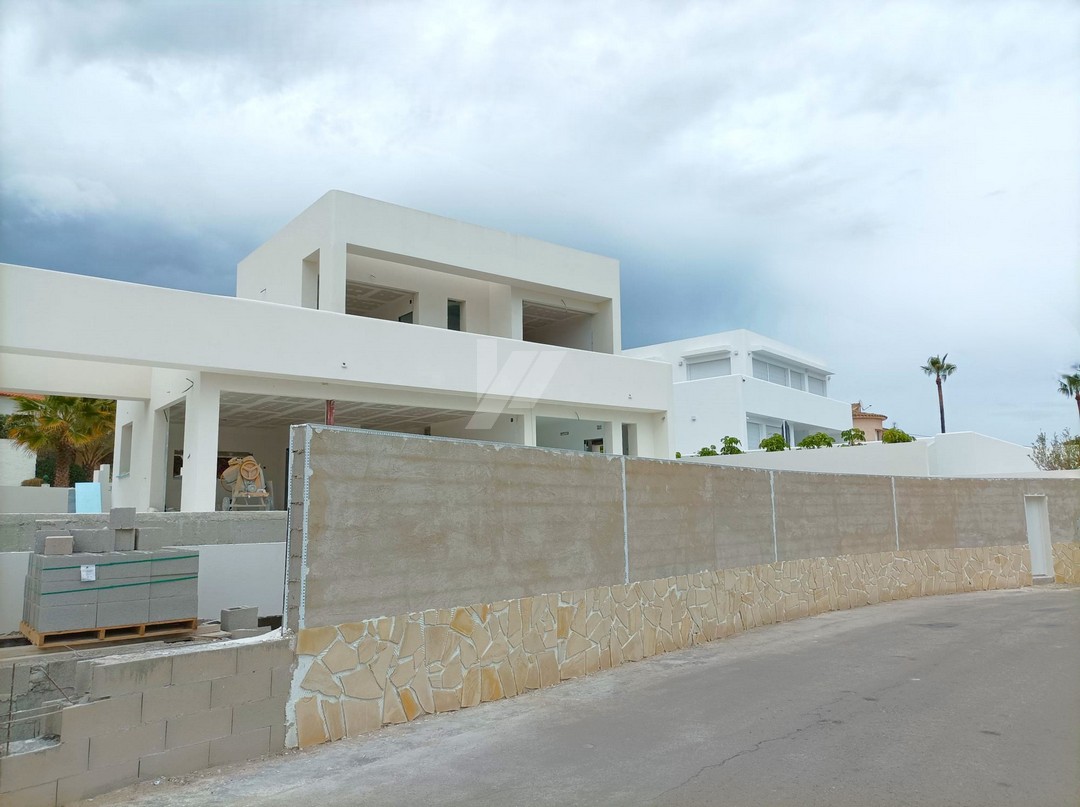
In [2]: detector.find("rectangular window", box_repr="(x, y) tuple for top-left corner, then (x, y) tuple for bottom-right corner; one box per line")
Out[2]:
(746, 421), (763, 448)
(447, 300), (463, 331)
(768, 363), (787, 385)
(687, 356), (731, 380)
(117, 422), (133, 477)
(753, 359), (769, 380)
(808, 376), (826, 396)
(789, 370), (804, 390)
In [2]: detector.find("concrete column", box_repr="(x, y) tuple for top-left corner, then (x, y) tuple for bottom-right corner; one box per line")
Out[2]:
(112, 400), (149, 510)
(180, 374), (220, 512)
(487, 284), (513, 338)
(521, 411), (537, 446)
(147, 407), (169, 511)
(603, 421), (623, 456)
(317, 241), (347, 314)
(509, 288), (524, 341)
(417, 291), (446, 329)
(592, 299), (616, 354)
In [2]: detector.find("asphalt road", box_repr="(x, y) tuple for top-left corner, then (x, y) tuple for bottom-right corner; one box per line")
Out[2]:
(87, 586), (1080, 807)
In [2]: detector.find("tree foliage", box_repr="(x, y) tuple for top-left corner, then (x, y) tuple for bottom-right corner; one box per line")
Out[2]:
(1059, 365), (1080, 421)
(881, 427), (915, 444)
(798, 432), (835, 449)
(697, 444), (719, 457)
(921, 353), (957, 433)
(1030, 429), (1080, 471)
(759, 433), (787, 452)
(719, 436), (743, 455)
(5, 396), (115, 488)
(841, 427), (866, 446)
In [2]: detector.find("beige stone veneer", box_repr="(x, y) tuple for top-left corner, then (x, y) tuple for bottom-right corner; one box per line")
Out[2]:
(290, 543), (1055, 749)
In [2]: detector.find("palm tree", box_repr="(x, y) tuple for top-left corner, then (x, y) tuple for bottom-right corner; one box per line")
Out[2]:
(1060, 365), (1080, 421)
(6, 396), (115, 487)
(921, 354), (957, 433)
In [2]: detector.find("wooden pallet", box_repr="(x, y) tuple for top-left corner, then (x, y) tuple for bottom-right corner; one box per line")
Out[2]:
(19, 618), (197, 648)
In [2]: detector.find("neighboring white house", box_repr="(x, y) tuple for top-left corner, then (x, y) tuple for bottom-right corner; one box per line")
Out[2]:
(0, 191), (673, 512)
(623, 330), (853, 456)
(688, 431), (1045, 477)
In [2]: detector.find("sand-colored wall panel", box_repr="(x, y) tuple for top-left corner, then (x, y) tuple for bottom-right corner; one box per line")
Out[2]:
(624, 460), (774, 580)
(895, 478), (1028, 550)
(302, 430), (626, 626)
(774, 472), (897, 559)
(1024, 479), (1080, 542)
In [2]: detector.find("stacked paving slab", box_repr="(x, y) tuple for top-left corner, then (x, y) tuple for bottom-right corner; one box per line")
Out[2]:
(22, 508), (200, 635)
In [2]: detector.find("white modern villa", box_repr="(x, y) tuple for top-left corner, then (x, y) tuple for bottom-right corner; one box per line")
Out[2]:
(623, 330), (852, 456)
(0, 191), (674, 511)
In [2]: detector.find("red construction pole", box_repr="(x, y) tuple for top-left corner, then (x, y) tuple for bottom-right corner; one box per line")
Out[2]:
(325, 399), (335, 426)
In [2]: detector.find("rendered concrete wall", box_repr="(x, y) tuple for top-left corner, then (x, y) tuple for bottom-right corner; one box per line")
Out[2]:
(296, 428), (626, 629)
(0, 441), (36, 486)
(0, 487), (71, 516)
(0, 511), (286, 552)
(290, 427), (1080, 631)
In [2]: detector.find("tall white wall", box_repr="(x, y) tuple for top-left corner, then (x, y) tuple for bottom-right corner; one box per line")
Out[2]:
(0, 440), (35, 485)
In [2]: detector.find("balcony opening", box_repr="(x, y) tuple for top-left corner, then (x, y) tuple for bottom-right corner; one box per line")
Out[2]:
(345, 280), (417, 324)
(522, 301), (594, 350)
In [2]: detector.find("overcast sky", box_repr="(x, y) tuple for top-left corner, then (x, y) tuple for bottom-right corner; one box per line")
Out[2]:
(1, 0), (1078, 444)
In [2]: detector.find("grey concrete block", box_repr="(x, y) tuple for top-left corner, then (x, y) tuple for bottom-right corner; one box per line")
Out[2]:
(57, 758), (139, 804)
(88, 656), (172, 699)
(97, 580), (151, 602)
(236, 638), (292, 675)
(151, 548), (200, 577)
(34, 532), (74, 554)
(231, 695), (285, 734)
(170, 646), (237, 685)
(71, 528), (115, 553)
(141, 681), (211, 722)
(209, 726), (271, 766)
(35, 587), (99, 607)
(148, 596), (197, 622)
(38, 577), (99, 595)
(132, 527), (164, 550)
(0, 737), (89, 793)
(149, 578), (198, 599)
(114, 528), (136, 551)
(0, 780), (58, 806)
(59, 693), (144, 739)
(164, 708), (232, 749)
(210, 669), (271, 709)
(32, 603), (97, 633)
(138, 741), (210, 781)
(97, 598), (150, 628)
(228, 627), (271, 639)
(97, 552), (155, 580)
(109, 507), (136, 530)
(89, 722), (165, 770)
(220, 606), (258, 632)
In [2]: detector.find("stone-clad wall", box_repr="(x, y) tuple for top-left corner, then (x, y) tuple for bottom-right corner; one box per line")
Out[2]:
(0, 636), (292, 806)
(1054, 541), (1080, 583)
(289, 544), (1032, 749)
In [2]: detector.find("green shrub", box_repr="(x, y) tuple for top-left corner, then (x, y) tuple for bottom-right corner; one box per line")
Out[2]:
(675, 451), (682, 459)
(719, 436), (743, 455)
(697, 444), (719, 456)
(21, 477), (43, 487)
(840, 428), (866, 446)
(882, 427), (915, 444)
(759, 433), (787, 452)
(798, 432), (835, 449)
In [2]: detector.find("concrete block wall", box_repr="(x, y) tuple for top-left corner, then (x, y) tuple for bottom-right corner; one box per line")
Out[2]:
(0, 511), (286, 553)
(0, 636), (292, 806)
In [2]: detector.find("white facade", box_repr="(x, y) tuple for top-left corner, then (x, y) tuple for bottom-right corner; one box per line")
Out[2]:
(623, 330), (852, 456)
(1, 191), (673, 512)
(690, 431), (1044, 477)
